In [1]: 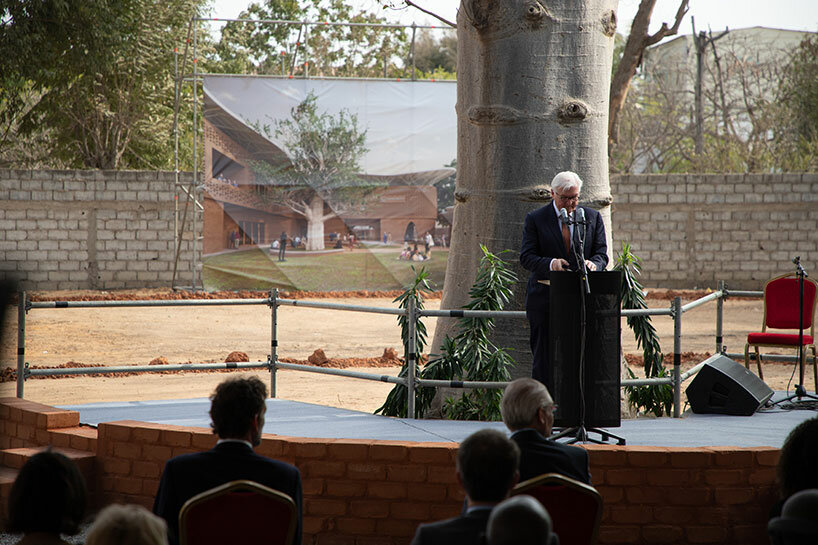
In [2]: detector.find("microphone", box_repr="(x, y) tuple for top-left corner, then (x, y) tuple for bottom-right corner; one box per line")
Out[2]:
(559, 208), (569, 225)
(576, 207), (586, 225)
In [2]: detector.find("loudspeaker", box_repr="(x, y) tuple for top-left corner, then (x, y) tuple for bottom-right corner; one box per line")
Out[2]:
(686, 355), (773, 415)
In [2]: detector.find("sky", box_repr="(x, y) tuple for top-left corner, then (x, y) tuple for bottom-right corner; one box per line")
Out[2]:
(209, 0), (818, 40)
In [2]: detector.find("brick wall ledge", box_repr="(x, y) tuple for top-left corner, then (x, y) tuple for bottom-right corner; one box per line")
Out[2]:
(0, 399), (780, 545)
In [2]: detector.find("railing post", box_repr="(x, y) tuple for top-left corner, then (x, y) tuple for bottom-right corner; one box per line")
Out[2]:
(16, 291), (26, 398)
(269, 288), (278, 398)
(716, 280), (725, 354)
(672, 296), (682, 418)
(407, 297), (417, 419)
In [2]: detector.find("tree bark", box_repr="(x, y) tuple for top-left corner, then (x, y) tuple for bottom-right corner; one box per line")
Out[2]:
(432, 0), (617, 381)
(304, 194), (327, 251)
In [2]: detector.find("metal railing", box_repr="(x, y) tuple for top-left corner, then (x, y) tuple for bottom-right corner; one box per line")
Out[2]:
(13, 282), (771, 419)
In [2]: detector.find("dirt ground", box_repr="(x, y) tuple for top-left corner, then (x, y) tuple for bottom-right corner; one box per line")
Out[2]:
(0, 290), (813, 413)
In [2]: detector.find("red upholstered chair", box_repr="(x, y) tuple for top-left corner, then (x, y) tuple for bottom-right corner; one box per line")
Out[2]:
(744, 273), (818, 391)
(179, 480), (297, 545)
(511, 472), (602, 545)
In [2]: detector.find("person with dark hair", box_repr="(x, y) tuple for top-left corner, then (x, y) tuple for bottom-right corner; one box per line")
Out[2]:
(486, 495), (554, 545)
(278, 231), (287, 261)
(501, 378), (590, 484)
(771, 416), (818, 517)
(410, 429), (520, 545)
(768, 489), (818, 544)
(6, 450), (87, 544)
(153, 376), (302, 545)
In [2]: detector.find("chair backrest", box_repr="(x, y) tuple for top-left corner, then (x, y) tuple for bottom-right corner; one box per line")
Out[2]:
(511, 473), (602, 545)
(768, 516), (818, 545)
(179, 480), (297, 545)
(763, 274), (818, 331)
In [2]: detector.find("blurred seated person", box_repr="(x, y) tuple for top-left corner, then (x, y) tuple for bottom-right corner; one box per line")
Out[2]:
(6, 450), (87, 545)
(771, 417), (818, 517)
(86, 504), (168, 545)
(501, 378), (591, 484)
(410, 429), (520, 545)
(768, 489), (818, 545)
(486, 495), (555, 545)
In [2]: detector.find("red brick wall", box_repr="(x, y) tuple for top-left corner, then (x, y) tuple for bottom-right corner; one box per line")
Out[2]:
(0, 399), (781, 545)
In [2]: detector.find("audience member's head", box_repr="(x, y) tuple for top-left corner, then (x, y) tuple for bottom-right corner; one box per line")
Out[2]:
(86, 504), (168, 545)
(777, 417), (818, 499)
(768, 489), (818, 545)
(501, 378), (556, 436)
(6, 450), (87, 537)
(781, 488), (818, 521)
(457, 429), (520, 504)
(209, 375), (267, 446)
(486, 495), (553, 545)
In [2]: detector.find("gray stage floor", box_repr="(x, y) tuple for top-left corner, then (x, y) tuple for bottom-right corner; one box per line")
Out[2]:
(59, 392), (818, 448)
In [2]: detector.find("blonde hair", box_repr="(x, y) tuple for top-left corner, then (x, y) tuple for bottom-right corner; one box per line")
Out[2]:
(86, 504), (168, 545)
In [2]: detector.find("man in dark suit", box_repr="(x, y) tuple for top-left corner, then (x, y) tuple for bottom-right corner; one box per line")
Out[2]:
(410, 429), (520, 545)
(501, 378), (591, 484)
(153, 376), (302, 545)
(520, 171), (608, 389)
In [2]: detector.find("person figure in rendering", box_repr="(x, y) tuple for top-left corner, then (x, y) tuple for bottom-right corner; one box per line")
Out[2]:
(486, 495), (554, 545)
(424, 231), (434, 258)
(410, 429), (520, 545)
(278, 231), (287, 261)
(153, 376), (303, 545)
(520, 170), (608, 390)
(501, 378), (591, 484)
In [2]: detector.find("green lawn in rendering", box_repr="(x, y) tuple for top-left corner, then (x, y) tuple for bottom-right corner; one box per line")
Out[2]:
(202, 246), (449, 292)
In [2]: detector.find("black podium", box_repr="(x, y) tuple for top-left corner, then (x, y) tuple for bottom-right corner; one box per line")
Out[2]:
(549, 271), (622, 430)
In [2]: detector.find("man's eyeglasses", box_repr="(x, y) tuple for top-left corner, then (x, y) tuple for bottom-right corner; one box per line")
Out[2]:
(544, 403), (558, 414)
(554, 193), (579, 202)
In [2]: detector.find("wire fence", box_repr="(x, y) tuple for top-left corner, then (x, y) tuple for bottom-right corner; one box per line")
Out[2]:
(14, 282), (773, 419)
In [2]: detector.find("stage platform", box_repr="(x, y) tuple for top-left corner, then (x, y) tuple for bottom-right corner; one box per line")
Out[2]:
(59, 391), (817, 448)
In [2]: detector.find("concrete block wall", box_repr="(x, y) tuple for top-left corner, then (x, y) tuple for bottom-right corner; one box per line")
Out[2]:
(610, 173), (818, 290)
(2, 169), (816, 291)
(0, 169), (199, 290)
(0, 399), (783, 545)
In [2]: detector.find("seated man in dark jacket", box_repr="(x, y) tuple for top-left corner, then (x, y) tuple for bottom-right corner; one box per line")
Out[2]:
(410, 429), (520, 545)
(501, 378), (591, 484)
(153, 376), (303, 545)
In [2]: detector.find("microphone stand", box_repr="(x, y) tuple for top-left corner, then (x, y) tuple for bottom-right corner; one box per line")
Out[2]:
(550, 210), (625, 445)
(771, 256), (818, 406)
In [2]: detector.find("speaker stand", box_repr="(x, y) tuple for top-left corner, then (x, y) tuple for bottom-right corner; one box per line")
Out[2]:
(771, 257), (818, 408)
(551, 425), (626, 445)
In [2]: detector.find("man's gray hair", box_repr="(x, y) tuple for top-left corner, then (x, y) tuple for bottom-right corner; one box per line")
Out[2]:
(551, 171), (583, 194)
(487, 495), (553, 545)
(501, 378), (554, 431)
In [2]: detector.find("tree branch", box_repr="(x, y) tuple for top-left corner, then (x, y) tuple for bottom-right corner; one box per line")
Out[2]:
(645, 0), (689, 47)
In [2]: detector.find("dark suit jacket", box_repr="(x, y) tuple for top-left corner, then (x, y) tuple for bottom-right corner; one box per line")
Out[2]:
(520, 204), (608, 311)
(512, 429), (591, 484)
(153, 441), (303, 545)
(410, 507), (492, 545)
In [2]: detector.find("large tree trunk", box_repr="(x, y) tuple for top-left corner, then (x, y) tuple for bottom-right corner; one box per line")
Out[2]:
(431, 0), (617, 381)
(304, 194), (326, 251)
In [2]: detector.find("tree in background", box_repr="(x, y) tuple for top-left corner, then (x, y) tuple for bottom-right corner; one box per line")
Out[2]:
(0, 0), (203, 169)
(610, 29), (816, 173)
(412, 28), (457, 79)
(251, 92), (376, 251)
(214, 0), (409, 78)
(775, 33), (818, 171)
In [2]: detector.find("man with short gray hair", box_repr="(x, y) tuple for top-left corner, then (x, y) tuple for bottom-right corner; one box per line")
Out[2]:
(501, 378), (590, 484)
(520, 170), (608, 390)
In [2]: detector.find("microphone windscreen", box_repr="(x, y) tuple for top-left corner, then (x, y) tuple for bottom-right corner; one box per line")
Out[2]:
(577, 207), (585, 223)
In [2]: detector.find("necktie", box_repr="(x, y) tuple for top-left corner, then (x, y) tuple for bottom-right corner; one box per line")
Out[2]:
(562, 221), (570, 253)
